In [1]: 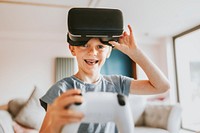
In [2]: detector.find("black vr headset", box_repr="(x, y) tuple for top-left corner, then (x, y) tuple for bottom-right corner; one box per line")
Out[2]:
(67, 8), (124, 48)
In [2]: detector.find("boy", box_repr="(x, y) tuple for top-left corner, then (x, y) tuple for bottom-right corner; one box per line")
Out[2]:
(39, 25), (170, 133)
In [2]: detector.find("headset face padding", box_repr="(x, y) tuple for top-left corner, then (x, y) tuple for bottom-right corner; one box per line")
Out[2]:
(67, 34), (117, 47)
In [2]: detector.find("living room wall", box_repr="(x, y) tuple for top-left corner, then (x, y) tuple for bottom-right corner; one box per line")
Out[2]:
(0, 32), (73, 105)
(0, 33), (169, 105)
(0, 2), (171, 105)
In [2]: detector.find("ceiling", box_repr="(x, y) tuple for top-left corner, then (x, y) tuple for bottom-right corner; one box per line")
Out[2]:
(0, 0), (200, 45)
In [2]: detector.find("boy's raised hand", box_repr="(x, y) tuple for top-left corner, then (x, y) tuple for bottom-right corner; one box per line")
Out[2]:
(109, 25), (138, 57)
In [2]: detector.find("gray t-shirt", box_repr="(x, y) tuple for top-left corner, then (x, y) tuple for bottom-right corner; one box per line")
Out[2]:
(40, 75), (132, 133)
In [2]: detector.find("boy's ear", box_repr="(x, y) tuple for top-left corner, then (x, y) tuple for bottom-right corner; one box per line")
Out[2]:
(69, 45), (76, 56)
(106, 47), (112, 58)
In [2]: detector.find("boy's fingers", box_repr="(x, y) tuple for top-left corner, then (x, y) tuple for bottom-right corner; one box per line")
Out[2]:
(109, 41), (120, 48)
(59, 117), (83, 125)
(53, 89), (83, 109)
(61, 95), (84, 109)
(54, 95), (83, 109)
(58, 89), (81, 101)
(128, 25), (133, 35)
(64, 109), (84, 118)
(52, 111), (84, 126)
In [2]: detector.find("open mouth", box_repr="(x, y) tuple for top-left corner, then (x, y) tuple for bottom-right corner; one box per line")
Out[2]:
(84, 59), (99, 65)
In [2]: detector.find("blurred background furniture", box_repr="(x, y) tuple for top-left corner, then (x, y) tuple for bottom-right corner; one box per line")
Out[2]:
(130, 95), (182, 133)
(0, 91), (182, 133)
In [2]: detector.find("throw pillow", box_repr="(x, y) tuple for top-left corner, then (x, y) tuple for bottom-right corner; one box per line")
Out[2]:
(8, 98), (27, 118)
(14, 86), (46, 130)
(13, 121), (38, 133)
(144, 104), (172, 129)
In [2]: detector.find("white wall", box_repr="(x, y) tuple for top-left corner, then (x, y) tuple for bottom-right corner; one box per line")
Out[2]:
(137, 43), (168, 79)
(0, 32), (73, 105)
(0, 3), (73, 105)
(136, 40), (178, 103)
(0, 3), (173, 105)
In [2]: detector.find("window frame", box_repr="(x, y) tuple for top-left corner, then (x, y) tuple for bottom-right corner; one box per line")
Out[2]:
(173, 24), (200, 132)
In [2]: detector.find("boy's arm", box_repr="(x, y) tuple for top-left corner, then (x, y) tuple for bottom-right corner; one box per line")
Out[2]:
(129, 48), (170, 95)
(39, 105), (62, 133)
(109, 25), (170, 95)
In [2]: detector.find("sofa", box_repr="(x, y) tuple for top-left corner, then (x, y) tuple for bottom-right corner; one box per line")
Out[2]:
(129, 95), (182, 133)
(0, 87), (182, 133)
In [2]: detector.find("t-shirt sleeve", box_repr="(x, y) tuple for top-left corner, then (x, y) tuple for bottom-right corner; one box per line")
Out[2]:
(39, 81), (64, 111)
(104, 75), (133, 96)
(119, 75), (133, 96)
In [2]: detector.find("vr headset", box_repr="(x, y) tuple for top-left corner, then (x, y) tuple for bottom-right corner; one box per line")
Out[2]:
(67, 8), (124, 48)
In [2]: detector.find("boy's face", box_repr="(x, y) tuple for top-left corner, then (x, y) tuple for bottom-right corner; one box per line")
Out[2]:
(69, 38), (112, 75)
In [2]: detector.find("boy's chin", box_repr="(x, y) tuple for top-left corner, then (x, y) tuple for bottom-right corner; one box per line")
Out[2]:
(87, 68), (101, 74)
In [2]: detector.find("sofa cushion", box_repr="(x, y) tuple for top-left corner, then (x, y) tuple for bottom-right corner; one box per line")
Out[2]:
(0, 110), (14, 133)
(8, 98), (26, 118)
(144, 104), (172, 129)
(135, 127), (169, 133)
(14, 86), (45, 130)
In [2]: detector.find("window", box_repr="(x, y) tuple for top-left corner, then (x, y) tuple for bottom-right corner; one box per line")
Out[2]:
(173, 25), (200, 132)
